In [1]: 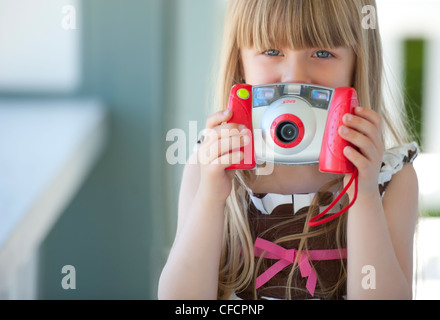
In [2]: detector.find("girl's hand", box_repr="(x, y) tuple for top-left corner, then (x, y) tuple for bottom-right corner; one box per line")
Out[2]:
(197, 109), (250, 203)
(338, 106), (385, 199)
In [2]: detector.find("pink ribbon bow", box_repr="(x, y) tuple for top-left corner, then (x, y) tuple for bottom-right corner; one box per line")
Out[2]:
(254, 237), (347, 297)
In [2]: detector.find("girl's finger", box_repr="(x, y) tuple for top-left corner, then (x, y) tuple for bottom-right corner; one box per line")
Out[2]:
(203, 124), (248, 145)
(342, 113), (384, 151)
(205, 110), (233, 129)
(199, 133), (249, 165)
(353, 106), (382, 131)
(339, 125), (378, 162)
(209, 134), (250, 161)
(213, 150), (244, 167)
(343, 145), (369, 173)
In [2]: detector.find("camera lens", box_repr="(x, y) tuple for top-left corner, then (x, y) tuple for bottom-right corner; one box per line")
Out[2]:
(277, 121), (299, 143)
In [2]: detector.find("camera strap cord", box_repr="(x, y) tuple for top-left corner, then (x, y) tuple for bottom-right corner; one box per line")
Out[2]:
(308, 168), (359, 227)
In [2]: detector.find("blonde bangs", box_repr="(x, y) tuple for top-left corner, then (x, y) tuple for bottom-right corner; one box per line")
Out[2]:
(234, 0), (359, 52)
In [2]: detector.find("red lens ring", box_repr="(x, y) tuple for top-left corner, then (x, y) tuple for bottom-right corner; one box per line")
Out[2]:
(270, 114), (305, 148)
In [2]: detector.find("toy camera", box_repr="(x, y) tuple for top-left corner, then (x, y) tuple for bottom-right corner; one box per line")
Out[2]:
(226, 83), (359, 174)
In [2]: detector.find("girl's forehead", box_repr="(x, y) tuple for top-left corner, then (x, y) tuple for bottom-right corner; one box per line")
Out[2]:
(234, 0), (359, 50)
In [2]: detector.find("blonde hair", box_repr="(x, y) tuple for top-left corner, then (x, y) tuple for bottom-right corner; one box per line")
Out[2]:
(215, 0), (412, 299)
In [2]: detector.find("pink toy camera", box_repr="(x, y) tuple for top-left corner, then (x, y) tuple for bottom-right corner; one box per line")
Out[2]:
(226, 83), (359, 174)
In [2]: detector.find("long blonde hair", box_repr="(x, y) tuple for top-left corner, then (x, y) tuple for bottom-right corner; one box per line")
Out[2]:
(215, 0), (411, 299)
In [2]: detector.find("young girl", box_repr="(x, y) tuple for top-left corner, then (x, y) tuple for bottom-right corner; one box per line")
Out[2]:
(158, 0), (419, 300)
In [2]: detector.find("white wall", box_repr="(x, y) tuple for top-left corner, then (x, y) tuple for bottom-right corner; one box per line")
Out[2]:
(378, 0), (440, 210)
(0, 0), (81, 93)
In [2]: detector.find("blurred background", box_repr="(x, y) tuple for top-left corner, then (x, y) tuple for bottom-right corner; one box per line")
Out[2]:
(0, 0), (438, 299)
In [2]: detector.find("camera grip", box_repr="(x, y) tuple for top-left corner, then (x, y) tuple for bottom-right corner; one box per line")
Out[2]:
(226, 84), (255, 170)
(319, 87), (359, 174)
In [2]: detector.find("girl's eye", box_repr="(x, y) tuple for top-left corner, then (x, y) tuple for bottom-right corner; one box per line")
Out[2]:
(313, 50), (333, 58)
(264, 49), (283, 56)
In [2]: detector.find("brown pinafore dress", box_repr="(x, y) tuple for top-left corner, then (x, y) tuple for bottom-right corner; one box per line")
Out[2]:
(232, 142), (419, 300)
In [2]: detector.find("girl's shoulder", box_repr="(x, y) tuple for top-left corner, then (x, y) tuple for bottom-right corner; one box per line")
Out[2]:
(379, 142), (419, 197)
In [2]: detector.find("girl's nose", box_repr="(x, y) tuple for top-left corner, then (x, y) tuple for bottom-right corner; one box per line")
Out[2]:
(281, 55), (310, 84)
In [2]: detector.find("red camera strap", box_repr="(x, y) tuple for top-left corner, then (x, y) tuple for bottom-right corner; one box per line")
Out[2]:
(308, 169), (358, 227)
